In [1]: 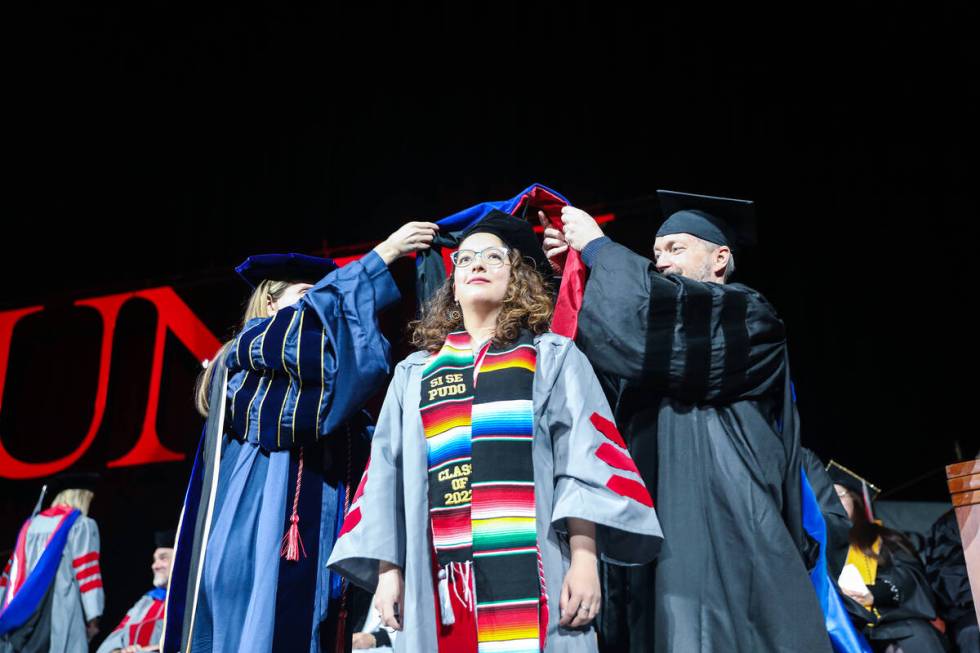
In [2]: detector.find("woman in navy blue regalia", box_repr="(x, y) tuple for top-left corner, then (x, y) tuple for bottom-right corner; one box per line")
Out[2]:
(162, 221), (437, 653)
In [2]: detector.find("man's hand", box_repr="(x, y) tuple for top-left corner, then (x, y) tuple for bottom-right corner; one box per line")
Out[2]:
(538, 210), (568, 274)
(559, 206), (604, 252)
(374, 561), (405, 631)
(86, 618), (100, 642)
(373, 221), (439, 265)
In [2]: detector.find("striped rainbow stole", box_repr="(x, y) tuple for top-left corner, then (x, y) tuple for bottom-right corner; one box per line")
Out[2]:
(420, 330), (542, 653)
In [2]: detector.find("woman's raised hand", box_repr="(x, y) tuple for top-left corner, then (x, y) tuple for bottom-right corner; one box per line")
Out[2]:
(373, 221), (440, 265)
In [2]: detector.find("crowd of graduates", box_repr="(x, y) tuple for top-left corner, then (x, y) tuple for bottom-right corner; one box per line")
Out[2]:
(1, 184), (976, 653)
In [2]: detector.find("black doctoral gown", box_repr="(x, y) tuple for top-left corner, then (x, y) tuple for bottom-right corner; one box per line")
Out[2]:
(842, 545), (949, 653)
(576, 240), (831, 653)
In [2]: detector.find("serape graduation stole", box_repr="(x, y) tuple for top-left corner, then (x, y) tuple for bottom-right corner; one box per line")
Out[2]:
(421, 330), (543, 652)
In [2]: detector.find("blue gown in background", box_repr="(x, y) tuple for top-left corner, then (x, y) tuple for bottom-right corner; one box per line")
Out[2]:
(164, 251), (399, 653)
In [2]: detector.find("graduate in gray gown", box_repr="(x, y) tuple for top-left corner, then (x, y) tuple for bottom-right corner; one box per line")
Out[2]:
(328, 211), (662, 653)
(542, 192), (831, 653)
(0, 475), (104, 653)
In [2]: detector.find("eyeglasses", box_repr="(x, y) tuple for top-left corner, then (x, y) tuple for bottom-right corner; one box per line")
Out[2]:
(450, 247), (511, 268)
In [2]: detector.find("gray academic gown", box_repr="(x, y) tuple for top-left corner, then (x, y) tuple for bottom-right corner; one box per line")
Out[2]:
(95, 590), (166, 653)
(576, 241), (832, 653)
(328, 333), (663, 652)
(0, 511), (104, 653)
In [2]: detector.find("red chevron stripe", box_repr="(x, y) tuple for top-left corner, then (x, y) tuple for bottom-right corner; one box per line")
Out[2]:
(351, 463), (369, 505)
(72, 551), (99, 568)
(606, 474), (654, 507)
(590, 412), (626, 449)
(595, 442), (640, 475)
(76, 564), (101, 580)
(338, 507), (361, 537)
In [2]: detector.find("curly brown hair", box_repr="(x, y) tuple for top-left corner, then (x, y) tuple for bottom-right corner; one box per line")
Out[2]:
(410, 249), (554, 352)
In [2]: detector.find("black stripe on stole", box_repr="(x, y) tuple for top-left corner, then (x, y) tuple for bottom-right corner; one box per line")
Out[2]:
(473, 550), (540, 599)
(676, 280), (714, 402)
(272, 442), (324, 653)
(717, 291), (750, 401)
(469, 440), (535, 486)
(471, 351), (533, 405)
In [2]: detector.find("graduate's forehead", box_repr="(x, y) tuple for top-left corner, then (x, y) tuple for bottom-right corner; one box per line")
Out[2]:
(458, 231), (505, 251)
(653, 232), (704, 251)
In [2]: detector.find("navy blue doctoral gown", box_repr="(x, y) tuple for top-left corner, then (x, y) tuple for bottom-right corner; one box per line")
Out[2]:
(164, 251), (398, 653)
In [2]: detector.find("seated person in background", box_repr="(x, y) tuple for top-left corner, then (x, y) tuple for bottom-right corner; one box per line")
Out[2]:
(829, 461), (949, 653)
(96, 531), (175, 653)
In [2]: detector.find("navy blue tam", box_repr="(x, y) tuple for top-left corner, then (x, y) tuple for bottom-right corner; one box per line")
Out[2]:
(656, 190), (756, 252)
(235, 253), (338, 289)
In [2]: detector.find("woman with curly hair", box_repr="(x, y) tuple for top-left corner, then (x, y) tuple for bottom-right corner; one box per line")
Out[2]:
(329, 210), (662, 653)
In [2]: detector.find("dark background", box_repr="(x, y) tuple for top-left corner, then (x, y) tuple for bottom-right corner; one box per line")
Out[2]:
(2, 0), (976, 641)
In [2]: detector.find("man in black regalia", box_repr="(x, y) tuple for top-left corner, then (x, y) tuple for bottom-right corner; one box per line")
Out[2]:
(541, 191), (831, 653)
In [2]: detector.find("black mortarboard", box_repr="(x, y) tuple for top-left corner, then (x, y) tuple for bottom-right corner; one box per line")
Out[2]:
(459, 209), (551, 275)
(46, 472), (100, 495)
(656, 190), (757, 253)
(154, 529), (177, 549)
(826, 460), (881, 501)
(235, 253), (338, 289)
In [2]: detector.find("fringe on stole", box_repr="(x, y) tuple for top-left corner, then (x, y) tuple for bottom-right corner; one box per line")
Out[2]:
(437, 561), (474, 626)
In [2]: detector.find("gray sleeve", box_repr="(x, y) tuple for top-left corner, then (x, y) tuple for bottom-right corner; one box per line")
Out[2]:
(95, 627), (127, 653)
(69, 517), (104, 621)
(327, 363), (408, 591)
(547, 342), (663, 566)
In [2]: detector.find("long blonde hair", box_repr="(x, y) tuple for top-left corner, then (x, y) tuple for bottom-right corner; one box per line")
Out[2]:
(194, 279), (293, 416)
(51, 489), (94, 516)
(409, 249), (554, 353)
